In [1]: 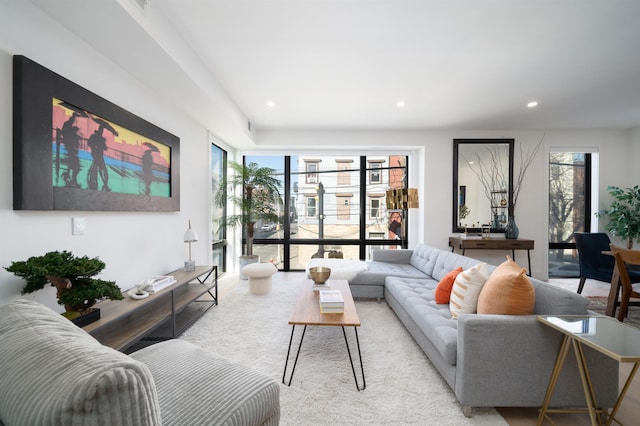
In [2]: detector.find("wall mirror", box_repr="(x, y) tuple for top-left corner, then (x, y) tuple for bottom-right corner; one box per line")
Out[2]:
(452, 139), (514, 233)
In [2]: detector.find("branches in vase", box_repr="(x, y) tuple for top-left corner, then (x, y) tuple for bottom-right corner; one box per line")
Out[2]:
(512, 134), (545, 215)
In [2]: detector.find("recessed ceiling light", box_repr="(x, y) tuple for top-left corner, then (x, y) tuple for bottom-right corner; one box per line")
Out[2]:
(396, 101), (405, 108)
(527, 101), (539, 108)
(266, 101), (275, 108)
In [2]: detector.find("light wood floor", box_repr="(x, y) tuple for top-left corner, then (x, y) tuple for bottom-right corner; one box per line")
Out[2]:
(498, 278), (640, 425)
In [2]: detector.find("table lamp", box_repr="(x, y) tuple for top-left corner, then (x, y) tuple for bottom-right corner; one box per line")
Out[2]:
(183, 220), (198, 271)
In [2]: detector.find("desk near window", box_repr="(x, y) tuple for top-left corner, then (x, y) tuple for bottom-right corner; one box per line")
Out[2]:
(448, 236), (534, 275)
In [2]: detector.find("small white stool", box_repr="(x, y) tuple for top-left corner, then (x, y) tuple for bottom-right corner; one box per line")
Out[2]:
(242, 263), (277, 295)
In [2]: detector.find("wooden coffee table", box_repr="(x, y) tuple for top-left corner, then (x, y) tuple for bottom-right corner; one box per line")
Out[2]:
(282, 279), (365, 390)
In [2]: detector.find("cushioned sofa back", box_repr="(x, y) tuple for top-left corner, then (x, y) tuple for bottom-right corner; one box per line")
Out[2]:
(410, 244), (486, 281)
(531, 279), (590, 314)
(431, 250), (486, 282)
(0, 300), (160, 426)
(409, 244), (441, 277)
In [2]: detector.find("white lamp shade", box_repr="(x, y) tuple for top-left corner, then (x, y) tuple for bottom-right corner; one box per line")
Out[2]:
(184, 221), (199, 242)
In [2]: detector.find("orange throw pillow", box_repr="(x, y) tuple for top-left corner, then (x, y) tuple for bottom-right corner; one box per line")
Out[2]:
(435, 267), (463, 304)
(477, 256), (535, 315)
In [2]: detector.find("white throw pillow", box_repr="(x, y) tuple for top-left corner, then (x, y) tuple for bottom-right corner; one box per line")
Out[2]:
(449, 263), (490, 318)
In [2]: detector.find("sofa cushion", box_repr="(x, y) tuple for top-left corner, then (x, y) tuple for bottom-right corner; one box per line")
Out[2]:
(449, 263), (490, 318)
(349, 260), (428, 286)
(131, 339), (280, 425)
(435, 267), (463, 304)
(431, 251), (484, 282)
(477, 257), (535, 315)
(409, 244), (442, 277)
(0, 300), (160, 426)
(385, 276), (458, 365)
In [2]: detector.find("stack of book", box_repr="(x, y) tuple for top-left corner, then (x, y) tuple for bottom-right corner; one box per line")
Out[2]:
(144, 275), (176, 293)
(319, 290), (344, 314)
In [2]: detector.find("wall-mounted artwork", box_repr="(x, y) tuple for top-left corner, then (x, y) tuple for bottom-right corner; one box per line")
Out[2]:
(13, 55), (180, 211)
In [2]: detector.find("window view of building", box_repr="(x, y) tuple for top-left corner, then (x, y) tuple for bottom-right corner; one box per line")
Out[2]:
(244, 154), (409, 270)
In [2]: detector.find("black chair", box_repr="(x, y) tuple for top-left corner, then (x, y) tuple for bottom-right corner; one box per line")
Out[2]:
(574, 232), (640, 296)
(574, 232), (617, 294)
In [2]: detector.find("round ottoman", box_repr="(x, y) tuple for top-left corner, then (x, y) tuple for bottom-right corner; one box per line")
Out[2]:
(242, 263), (277, 295)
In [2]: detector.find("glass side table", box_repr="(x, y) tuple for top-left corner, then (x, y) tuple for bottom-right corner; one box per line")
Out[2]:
(536, 315), (640, 426)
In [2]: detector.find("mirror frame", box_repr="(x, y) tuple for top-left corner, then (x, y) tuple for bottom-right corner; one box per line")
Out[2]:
(452, 139), (514, 234)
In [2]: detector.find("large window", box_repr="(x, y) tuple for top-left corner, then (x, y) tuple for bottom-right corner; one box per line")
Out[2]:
(548, 151), (596, 277)
(242, 154), (409, 271)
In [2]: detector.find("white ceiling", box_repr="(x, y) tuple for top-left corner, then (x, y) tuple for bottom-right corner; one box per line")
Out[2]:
(28, 0), (640, 138)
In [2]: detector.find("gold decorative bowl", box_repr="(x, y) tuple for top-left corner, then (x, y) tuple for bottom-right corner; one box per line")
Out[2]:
(309, 266), (331, 284)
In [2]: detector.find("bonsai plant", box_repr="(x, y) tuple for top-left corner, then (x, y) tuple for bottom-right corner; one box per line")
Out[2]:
(597, 185), (640, 249)
(5, 250), (123, 320)
(214, 160), (282, 261)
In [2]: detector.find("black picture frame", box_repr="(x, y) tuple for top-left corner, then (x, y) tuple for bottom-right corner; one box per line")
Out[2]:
(13, 55), (180, 211)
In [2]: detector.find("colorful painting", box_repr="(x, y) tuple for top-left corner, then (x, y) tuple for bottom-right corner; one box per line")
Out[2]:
(13, 55), (180, 211)
(52, 98), (171, 197)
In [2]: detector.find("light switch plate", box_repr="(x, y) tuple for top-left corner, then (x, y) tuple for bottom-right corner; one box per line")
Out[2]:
(72, 217), (85, 235)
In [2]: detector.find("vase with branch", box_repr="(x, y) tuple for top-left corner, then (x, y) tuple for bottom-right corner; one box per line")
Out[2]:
(504, 137), (544, 238)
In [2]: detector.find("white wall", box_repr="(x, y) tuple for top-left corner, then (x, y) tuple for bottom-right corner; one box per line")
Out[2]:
(258, 129), (633, 278)
(0, 2), (213, 310)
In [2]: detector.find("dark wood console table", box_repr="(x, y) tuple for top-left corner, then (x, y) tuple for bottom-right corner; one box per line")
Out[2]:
(83, 265), (217, 353)
(448, 236), (534, 275)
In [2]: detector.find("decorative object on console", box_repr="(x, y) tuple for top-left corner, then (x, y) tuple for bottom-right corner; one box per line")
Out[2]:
(141, 276), (176, 293)
(183, 220), (198, 271)
(4, 250), (123, 324)
(127, 288), (149, 300)
(481, 224), (491, 239)
(505, 135), (544, 239)
(596, 185), (640, 249)
(504, 215), (519, 239)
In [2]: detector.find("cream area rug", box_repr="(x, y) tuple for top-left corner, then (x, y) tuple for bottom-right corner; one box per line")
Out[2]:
(181, 274), (508, 425)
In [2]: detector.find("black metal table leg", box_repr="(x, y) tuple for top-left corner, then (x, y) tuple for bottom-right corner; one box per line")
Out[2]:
(282, 325), (307, 386)
(342, 326), (366, 391)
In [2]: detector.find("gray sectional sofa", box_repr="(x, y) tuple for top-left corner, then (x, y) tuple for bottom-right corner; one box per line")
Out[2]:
(349, 243), (619, 415)
(0, 300), (280, 426)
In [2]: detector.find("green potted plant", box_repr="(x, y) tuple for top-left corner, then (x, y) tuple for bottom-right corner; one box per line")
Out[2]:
(214, 161), (282, 276)
(597, 185), (640, 249)
(5, 250), (123, 323)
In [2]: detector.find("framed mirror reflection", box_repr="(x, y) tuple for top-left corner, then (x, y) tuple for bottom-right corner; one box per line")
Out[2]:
(452, 139), (514, 233)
